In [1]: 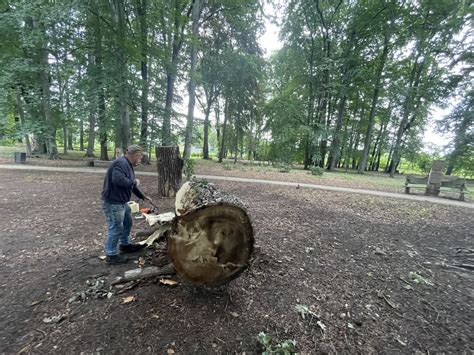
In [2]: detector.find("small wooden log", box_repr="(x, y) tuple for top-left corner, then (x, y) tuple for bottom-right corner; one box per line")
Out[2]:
(168, 179), (254, 287)
(112, 264), (175, 285)
(156, 145), (183, 197)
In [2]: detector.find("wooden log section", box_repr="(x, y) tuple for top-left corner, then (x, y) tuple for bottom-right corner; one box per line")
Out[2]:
(156, 145), (183, 197)
(168, 180), (254, 286)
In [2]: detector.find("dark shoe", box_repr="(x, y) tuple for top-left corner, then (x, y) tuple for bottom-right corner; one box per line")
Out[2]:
(106, 254), (128, 264)
(119, 243), (146, 253)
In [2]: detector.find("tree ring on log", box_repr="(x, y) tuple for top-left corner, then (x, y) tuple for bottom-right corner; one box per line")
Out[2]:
(168, 201), (254, 287)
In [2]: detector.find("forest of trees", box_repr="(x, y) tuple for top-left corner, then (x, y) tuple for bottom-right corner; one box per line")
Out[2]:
(0, 0), (472, 176)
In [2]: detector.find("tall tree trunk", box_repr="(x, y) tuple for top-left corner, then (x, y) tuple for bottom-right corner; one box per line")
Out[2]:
(86, 53), (96, 157)
(16, 88), (32, 155)
(63, 126), (67, 154)
(328, 28), (356, 171)
(218, 98), (229, 163)
(136, 0), (149, 148)
(68, 132), (73, 150)
(98, 88), (108, 160)
(385, 143), (394, 172)
(156, 145), (183, 197)
(389, 49), (425, 177)
(35, 16), (57, 159)
(203, 104), (211, 159)
(369, 129), (380, 170)
(162, 1), (188, 145)
(369, 115), (388, 171)
(215, 101), (220, 151)
(91, 7), (108, 160)
(111, 0), (130, 151)
(85, 107), (96, 157)
(328, 95), (348, 170)
(372, 103), (392, 171)
(345, 107), (361, 170)
(351, 131), (361, 170)
(358, 33), (389, 173)
(80, 116), (84, 151)
(183, 0), (203, 161)
(303, 31), (316, 170)
(66, 94), (73, 150)
(162, 72), (175, 145)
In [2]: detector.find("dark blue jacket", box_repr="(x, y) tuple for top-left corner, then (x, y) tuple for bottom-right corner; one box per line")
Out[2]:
(101, 157), (145, 204)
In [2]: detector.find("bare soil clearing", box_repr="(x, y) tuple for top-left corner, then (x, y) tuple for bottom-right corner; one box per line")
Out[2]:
(0, 169), (473, 353)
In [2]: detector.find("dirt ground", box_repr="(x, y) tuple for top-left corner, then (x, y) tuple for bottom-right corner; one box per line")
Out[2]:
(0, 168), (473, 354)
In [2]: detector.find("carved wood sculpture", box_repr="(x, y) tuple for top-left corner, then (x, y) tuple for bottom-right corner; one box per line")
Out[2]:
(168, 179), (254, 286)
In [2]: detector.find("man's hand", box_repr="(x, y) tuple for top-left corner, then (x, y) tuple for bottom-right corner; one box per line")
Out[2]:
(144, 195), (153, 203)
(134, 178), (140, 187)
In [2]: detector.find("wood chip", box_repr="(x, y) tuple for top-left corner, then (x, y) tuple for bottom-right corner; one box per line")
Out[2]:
(159, 278), (178, 286)
(122, 296), (136, 304)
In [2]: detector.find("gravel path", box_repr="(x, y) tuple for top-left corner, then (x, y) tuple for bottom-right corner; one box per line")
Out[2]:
(1, 164), (472, 209)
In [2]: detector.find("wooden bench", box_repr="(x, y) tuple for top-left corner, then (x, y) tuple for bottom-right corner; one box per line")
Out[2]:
(439, 177), (469, 201)
(405, 175), (428, 194)
(93, 160), (113, 168)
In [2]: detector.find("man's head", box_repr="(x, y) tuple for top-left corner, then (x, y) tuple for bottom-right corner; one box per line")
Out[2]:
(125, 144), (144, 166)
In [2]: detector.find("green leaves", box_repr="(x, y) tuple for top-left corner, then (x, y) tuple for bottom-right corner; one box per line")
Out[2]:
(409, 272), (433, 286)
(257, 331), (296, 355)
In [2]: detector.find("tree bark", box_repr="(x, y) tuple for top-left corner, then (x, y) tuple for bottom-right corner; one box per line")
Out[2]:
(215, 101), (220, 151)
(85, 53), (96, 157)
(183, 0), (203, 161)
(162, 1), (188, 145)
(389, 53), (425, 177)
(203, 105), (211, 159)
(328, 95), (347, 170)
(328, 28), (357, 171)
(169, 179), (254, 286)
(35, 16), (57, 159)
(63, 125), (67, 154)
(16, 88), (32, 156)
(156, 145), (184, 197)
(111, 0), (130, 151)
(66, 94), (73, 150)
(218, 98), (229, 163)
(94, 13), (108, 161)
(85, 107), (96, 157)
(358, 33), (389, 174)
(136, 0), (149, 148)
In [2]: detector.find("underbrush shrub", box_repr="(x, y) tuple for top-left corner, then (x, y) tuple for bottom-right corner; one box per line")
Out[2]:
(184, 159), (196, 180)
(279, 163), (290, 173)
(310, 166), (324, 176)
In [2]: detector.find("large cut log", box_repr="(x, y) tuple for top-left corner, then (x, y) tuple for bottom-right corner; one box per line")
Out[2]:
(168, 179), (254, 286)
(156, 145), (183, 197)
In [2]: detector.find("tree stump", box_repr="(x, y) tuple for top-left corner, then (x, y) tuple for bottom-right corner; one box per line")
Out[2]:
(156, 145), (183, 197)
(168, 179), (254, 286)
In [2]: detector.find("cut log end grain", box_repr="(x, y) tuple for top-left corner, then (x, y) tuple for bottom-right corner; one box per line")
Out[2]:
(168, 180), (254, 286)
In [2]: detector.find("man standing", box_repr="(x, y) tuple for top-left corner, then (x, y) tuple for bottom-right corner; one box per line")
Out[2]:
(101, 144), (153, 264)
